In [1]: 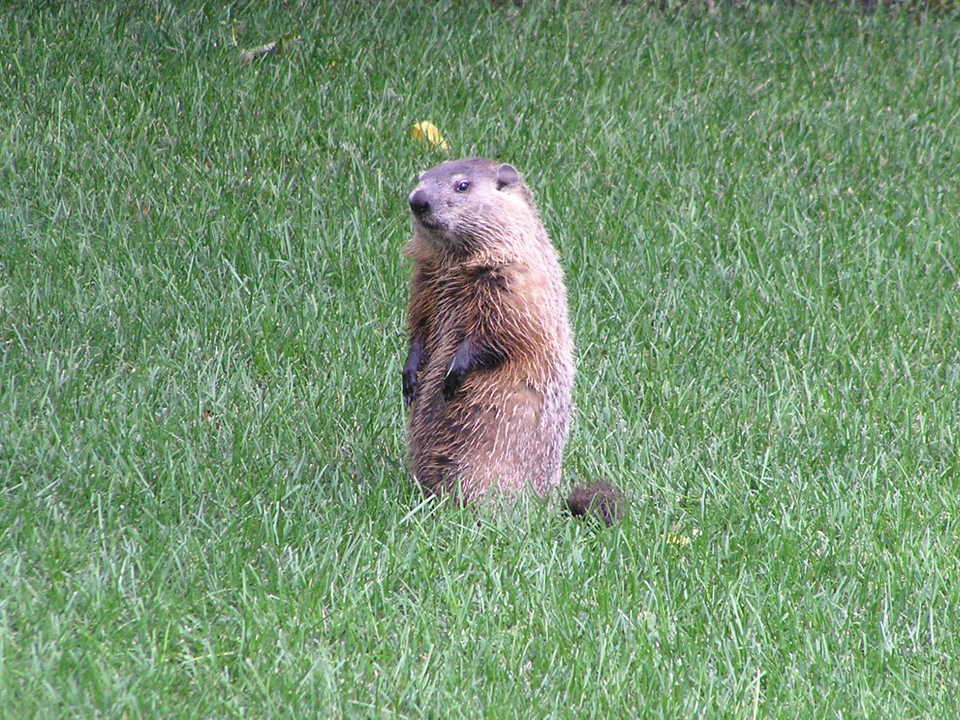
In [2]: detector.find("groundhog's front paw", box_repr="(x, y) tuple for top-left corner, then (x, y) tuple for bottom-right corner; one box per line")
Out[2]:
(443, 368), (466, 401)
(402, 370), (417, 407)
(402, 335), (425, 407)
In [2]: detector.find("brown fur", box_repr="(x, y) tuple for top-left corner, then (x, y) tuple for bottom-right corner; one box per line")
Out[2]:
(402, 157), (625, 523)
(566, 483), (625, 527)
(402, 157), (574, 503)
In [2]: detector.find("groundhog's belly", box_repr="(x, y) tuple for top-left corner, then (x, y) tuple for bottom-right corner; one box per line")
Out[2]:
(408, 357), (556, 501)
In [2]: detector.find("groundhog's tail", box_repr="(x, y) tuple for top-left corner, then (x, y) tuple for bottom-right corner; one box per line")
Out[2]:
(566, 483), (625, 527)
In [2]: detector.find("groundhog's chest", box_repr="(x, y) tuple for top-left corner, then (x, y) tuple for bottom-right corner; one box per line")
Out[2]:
(420, 263), (556, 390)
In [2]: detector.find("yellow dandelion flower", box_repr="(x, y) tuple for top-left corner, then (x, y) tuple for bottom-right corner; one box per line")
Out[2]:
(410, 121), (450, 150)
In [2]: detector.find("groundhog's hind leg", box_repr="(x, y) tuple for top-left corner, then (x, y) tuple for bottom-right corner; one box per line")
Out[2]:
(415, 453), (463, 499)
(459, 382), (548, 498)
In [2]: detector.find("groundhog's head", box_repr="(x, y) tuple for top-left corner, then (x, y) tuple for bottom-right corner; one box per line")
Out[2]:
(408, 157), (535, 253)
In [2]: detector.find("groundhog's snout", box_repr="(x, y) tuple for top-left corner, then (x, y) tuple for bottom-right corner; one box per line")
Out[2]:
(408, 189), (430, 216)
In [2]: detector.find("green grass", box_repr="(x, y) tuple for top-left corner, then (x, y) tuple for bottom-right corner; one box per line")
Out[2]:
(2, 1), (959, 717)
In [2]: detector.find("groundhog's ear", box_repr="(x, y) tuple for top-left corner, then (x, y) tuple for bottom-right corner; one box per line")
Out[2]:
(496, 164), (521, 190)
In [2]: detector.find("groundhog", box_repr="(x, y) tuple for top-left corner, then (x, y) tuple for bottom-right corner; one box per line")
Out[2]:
(402, 157), (623, 525)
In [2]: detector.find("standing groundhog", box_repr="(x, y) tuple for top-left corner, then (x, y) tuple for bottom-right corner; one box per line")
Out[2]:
(402, 157), (623, 524)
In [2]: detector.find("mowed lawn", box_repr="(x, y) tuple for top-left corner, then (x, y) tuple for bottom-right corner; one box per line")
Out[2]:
(1, 2), (959, 717)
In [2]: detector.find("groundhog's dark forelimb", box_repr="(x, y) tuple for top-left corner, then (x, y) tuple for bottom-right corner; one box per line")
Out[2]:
(442, 334), (507, 401)
(403, 335), (425, 407)
(442, 335), (472, 400)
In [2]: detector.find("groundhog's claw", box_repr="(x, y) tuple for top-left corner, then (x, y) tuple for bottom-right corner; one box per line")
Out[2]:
(443, 336), (474, 401)
(443, 367), (466, 401)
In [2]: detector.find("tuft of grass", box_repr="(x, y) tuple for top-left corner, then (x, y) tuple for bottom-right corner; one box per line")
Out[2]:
(1, 2), (959, 717)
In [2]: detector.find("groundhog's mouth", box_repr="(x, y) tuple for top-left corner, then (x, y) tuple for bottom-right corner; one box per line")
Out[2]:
(415, 214), (442, 231)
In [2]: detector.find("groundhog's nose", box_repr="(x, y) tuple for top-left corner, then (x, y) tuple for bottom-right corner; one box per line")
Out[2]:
(409, 189), (430, 216)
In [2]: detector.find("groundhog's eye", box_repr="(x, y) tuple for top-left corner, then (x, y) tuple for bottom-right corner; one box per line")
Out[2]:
(455, 180), (471, 193)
